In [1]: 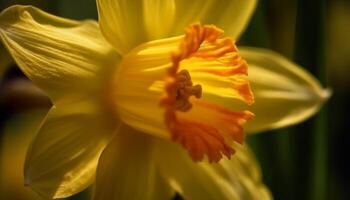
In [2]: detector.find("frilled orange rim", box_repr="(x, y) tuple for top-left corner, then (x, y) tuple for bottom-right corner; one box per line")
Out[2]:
(160, 23), (254, 162)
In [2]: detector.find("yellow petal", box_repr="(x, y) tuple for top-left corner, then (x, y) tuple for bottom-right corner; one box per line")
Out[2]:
(97, 0), (256, 54)
(97, 0), (148, 54)
(155, 140), (272, 200)
(0, 5), (119, 102)
(216, 144), (272, 200)
(93, 124), (173, 200)
(171, 0), (257, 40)
(24, 95), (116, 199)
(110, 36), (181, 139)
(97, 0), (176, 53)
(236, 47), (330, 133)
(143, 0), (176, 40)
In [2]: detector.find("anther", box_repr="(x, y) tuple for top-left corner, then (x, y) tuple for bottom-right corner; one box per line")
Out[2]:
(175, 70), (202, 112)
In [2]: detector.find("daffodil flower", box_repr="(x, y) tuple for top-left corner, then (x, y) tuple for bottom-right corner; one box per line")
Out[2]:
(0, 1), (329, 200)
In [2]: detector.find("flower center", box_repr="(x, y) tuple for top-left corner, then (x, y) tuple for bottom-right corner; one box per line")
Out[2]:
(110, 22), (253, 162)
(175, 70), (202, 112)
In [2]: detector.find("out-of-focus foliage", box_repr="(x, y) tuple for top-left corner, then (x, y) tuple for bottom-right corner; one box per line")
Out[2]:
(0, 110), (47, 200)
(242, 1), (348, 200)
(326, 1), (350, 199)
(0, 44), (12, 79)
(327, 0), (350, 90)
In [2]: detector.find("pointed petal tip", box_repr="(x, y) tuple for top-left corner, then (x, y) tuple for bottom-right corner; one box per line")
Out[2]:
(240, 47), (331, 133)
(313, 87), (331, 106)
(321, 88), (332, 101)
(0, 5), (77, 26)
(0, 5), (119, 101)
(0, 4), (23, 15)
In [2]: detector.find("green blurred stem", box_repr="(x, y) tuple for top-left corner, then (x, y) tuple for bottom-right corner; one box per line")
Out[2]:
(294, 0), (328, 200)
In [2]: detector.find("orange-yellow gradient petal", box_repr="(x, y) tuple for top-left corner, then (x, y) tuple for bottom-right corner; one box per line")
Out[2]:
(161, 24), (254, 162)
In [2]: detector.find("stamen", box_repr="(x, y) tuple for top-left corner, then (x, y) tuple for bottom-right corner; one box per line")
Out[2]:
(175, 70), (202, 112)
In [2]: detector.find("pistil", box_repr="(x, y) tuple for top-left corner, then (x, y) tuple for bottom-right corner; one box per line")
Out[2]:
(175, 70), (202, 112)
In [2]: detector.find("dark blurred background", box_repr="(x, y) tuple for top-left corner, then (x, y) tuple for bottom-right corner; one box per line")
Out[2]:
(0, 0), (349, 200)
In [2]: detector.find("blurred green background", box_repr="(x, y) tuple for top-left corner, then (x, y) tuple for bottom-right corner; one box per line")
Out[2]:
(0, 0), (349, 200)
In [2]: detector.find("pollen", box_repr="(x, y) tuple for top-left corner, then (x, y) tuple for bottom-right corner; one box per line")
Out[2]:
(161, 23), (254, 162)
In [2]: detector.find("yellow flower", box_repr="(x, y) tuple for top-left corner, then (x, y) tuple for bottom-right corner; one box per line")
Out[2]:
(0, 1), (329, 200)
